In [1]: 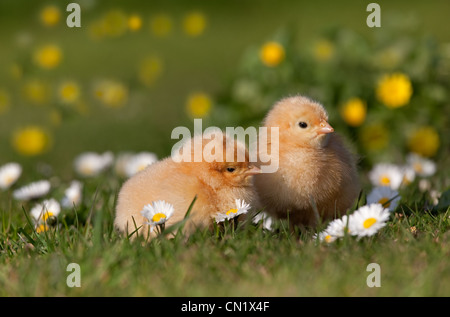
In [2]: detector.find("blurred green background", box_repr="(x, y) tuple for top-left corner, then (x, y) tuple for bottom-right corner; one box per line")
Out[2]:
(0, 0), (449, 181)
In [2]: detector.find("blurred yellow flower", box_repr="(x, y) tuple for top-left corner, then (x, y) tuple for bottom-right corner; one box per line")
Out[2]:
(138, 56), (163, 87)
(94, 80), (128, 108)
(74, 100), (90, 116)
(374, 48), (402, 69)
(128, 14), (143, 31)
(182, 12), (207, 37)
(102, 10), (128, 37)
(89, 20), (106, 39)
(376, 73), (412, 108)
(12, 126), (51, 156)
(186, 93), (212, 118)
(49, 110), (62, 127)
(58, 81), (80, 104)
(340, 98), (367, 127)
(314, 39), (334, 61)
(408, 126), (440, 157)
(260, 41), (285, 67)
(40, 5), (61, 27)
(360, 123), (389, 151)
(22, 80), (51, 105)
(150, 14), (173, 37)
(10, 63), (23, 80)
(0, 89), (11, 115)
(33, 44), (62, 69)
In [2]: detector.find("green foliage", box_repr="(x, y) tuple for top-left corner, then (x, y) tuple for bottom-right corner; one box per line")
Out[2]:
(213, 16), (450, 167)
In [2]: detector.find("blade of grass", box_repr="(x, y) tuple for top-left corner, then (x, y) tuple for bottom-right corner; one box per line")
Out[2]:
(161, 195), (197, 239)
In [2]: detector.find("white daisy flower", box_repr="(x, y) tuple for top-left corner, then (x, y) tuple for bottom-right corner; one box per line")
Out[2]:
(252, 211), (274, 231)
(141, 200), (175, 226)
(74, 151), (114, 177)
(113, 152), (134, 177)
(0, 162), (22, 190)
(418, 179), (431, 192)
(430, 190), (441, 206)
(61, 180), (83, 208)
(314, 230), (337, 243)
(30, 198), (61, 223)
(368, 163), (404, 190)
(13, 180), (51, 201)
(215, 199), (251, 223)
(366, 186), (401, 212)
(406, 153), (436, 177)
(348, 204), (390, 238)
(124, 152), (158, 177)
(325, 215), (350, 238)
(401, 165), (416, 186)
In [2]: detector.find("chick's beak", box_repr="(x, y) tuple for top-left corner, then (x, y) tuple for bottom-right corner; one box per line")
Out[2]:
(317, 121), (334, 134)
(244, 165), (262, 176)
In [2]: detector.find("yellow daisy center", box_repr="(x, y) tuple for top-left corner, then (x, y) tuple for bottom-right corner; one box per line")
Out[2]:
(226, 208), (238, 216)
(4, 175), (14, 186)
(80, 165), (94, 176)
(36, 224), (48, 233)
(42, 212), (54, 222)
(152, 213), (166, 223)
(363, 217), (377, 229)
(402, 175), (411, 185)
(324, 235), (333, 243)
(380, 176), (391, 185)
(138, 164), (147, 172)
(378, 197), (391, 208)
(413, 162), (423, 173)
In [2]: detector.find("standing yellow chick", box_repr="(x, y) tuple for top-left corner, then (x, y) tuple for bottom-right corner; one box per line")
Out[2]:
(254, 95), (360, 228)
(115, 131), (260, 238)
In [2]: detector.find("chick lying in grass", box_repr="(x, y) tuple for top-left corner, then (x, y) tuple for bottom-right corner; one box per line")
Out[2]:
(114, 130), (261, 239)
(254, 95), (360, 230)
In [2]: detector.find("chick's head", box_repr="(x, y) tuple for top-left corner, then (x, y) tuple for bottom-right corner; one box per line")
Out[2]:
(175, 130), (261, 189)
(264, 95), (334, 149)
(206, 132), (261, 188)
(214, 159), (261, 188)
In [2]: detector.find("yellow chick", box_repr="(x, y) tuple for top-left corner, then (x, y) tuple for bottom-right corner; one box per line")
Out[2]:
(114, 131), (261, 238)
(254, 95), (360, 229)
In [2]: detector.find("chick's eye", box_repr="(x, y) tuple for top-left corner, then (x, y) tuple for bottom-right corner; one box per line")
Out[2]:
(226, 167), (236, 173)
(298, 122), (308, 129)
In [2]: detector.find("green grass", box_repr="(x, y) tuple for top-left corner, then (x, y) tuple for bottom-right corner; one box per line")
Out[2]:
(1, 176), (449, 296)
